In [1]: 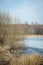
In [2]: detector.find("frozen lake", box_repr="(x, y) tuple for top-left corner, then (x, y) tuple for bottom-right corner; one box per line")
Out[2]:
(24, 36), (43, 49)
(23, 36), (43, 56)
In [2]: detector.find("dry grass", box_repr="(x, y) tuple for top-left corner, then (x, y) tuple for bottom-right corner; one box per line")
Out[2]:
(0, 46), (43, 65)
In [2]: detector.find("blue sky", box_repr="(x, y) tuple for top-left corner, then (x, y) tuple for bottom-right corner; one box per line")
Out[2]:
(0, 0), (43, 24)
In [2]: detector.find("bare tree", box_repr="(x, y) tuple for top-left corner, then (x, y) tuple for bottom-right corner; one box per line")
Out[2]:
(0, 12), (11, 45)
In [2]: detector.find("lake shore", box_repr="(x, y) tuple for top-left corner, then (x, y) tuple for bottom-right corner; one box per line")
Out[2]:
(23, 34), (43, 37)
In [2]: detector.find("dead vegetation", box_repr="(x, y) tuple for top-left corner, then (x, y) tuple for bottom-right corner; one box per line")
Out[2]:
(0, 12), (43, 65)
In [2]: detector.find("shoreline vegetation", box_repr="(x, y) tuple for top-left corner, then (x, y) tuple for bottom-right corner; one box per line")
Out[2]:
(0, 12), (43, 65)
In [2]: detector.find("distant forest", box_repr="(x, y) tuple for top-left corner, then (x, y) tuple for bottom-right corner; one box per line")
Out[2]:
(23, 24), (43, 35)
(0, 12), (43, 35)
(0, 24), (43, 35)
(11, 24), (43, 35)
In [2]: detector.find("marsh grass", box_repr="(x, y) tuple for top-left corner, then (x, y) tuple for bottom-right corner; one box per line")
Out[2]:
(0, 46), (43, 65)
